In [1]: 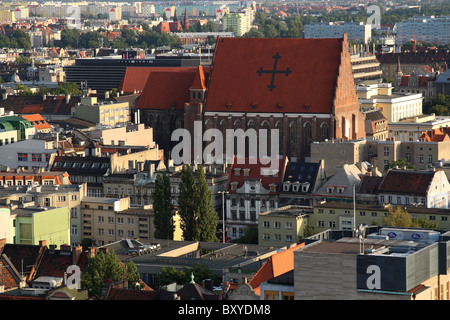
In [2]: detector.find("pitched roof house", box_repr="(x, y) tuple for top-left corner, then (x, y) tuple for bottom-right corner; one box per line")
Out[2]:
(377, 169), (450, 208)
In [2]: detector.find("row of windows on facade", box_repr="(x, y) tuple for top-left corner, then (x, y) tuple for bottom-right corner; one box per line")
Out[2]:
(206, 119), (330, 144)
(53, 161), (109, 169)
(18, 153), (52, 162)
(316, 208), (448, 221)
(0, 179), (55, 186)
(262, 233), (294, 242)
(0, 137), (15, 145)
(262, 221), (293, 229)
(230, 197), (276, 208)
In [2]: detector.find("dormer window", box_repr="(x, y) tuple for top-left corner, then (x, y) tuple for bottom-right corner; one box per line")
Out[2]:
(337, 186), (346, 194)
(269, 184), (277, 192)
(292, 181), (300, 192)
(302, 183), (310, 193)
(327, 186), (335, 193)
(234, 168), (241, 176)
(283, 182), (290, 191)
(230, 182), (238, 191)
(243, 168), (250, 176)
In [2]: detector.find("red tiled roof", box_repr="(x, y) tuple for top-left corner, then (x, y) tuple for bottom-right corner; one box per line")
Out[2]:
(419, 127), (450, 142)
(135, 67), (209, 111)
(378, 169), (436, 196)
(204, 37), (345, 113)
(21, 113), (52, 131)
(227, 156), (288, 194)
(248, 243), (304, 295)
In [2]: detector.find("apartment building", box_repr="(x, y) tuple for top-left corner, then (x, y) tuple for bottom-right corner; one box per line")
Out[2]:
(0, 183), (87, 246)
(295, 227), (450, 300)
(395, 16), (450, 46)
(310, 138), (450, 176)
(80, 196), (182, 245)
(258, 205), (310, 247)
(357, 82), (423, 123)
(71, 96), (129, 127)
(304, 22), (371, 44)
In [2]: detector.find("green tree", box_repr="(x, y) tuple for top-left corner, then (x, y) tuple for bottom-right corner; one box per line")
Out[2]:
(195, 165), (218, 242)
(386, 158), (415, 170)
(52, 82), (82, 95)
(153, 172), (175, 240)
(383, 206), (413, 227)
(178, 164), (198, 241)
(81, 251), (140, 296)
(61, 28), (80, 48)
(157, 263), (220, 288)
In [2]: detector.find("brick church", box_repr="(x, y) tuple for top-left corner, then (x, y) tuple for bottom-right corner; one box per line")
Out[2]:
(134, 34), (366, 163)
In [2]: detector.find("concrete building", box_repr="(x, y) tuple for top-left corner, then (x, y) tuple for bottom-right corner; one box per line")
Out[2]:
(11, 206), (70, 248)
(357, 82), (423, 123)
(310, 138), (450, 176)
(304, 22), (371, 44)
(0, 138), (57, 171)
(388, 113), (450, 142)
(351, 54), (383, 83)
(294, 227), (450, 300)
(258, 205), (309, 247)
(395, 16), (450, 46)
(79, 196), (179, 245)
(0, 183), (87, 246)
(88, 123), (154, 148)
(222, 13), (249, 36)
(71, 96), (130, 127)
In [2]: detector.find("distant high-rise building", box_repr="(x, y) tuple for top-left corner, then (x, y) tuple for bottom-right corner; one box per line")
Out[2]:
(304, 22), (371, 44)
(395, 16), (450, 45)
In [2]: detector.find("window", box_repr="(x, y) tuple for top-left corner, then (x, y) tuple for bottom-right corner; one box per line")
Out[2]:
(285, 235), (293, 242)
(419, 154), (424, 163)
(31, 154), (42, 162)
(384, 147), (389, 156)
(98, 216), (104, 223)
(328, 221), (336, 228)
(285, 222), (292, 230)
(428, 154), (433, 164)
(58, 196), (66, 202)
(274, 222), (281, 229)
(128, 218), (134, 225)
(263, 221), (269, 228)
(18, 153), (28, 161)
(274, 234), (281, 241)
(108, 217), (114, 223)
(117, 230), (123, 236)
(317, 221), (324, 227)
(406, 153), (411, 162)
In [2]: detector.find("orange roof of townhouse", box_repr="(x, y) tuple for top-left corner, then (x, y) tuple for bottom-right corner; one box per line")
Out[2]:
(248, 243), (304, 295)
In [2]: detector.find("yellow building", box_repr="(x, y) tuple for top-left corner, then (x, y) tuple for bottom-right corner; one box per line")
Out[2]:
(357, 82), (423, 123)
(258, 205), (310, 247)
(310, 201), (450, 234)
(80, 196), (183, 245)
(0, 10), (15, 22)
(71, 96), (129, 127)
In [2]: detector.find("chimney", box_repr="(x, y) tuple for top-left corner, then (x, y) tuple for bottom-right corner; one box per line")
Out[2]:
(88, 247), (97, 257)
(98, 247), (108, 254)
(203, 279), (214, 292)
(39, 240), (47, 247)
(73, 246), (82, 265)
(0, 238), (6, 252)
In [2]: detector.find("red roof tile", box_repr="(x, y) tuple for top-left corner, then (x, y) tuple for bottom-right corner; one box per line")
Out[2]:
(135, 67), (209, 111)
(378, 169), (436, 196)
(227, 156), (288, 194)
(205, 37), (345, 113)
